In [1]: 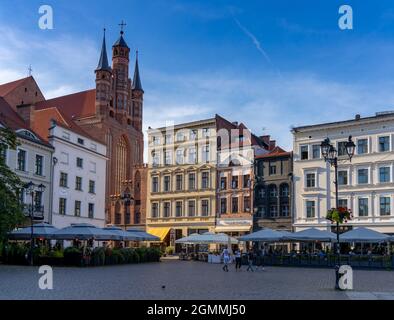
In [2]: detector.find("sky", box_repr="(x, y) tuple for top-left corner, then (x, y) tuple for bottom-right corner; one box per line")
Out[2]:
(1, 0), (394, 152)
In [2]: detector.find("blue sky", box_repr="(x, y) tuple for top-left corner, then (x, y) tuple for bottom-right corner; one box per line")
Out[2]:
(1, 0), (394, 150)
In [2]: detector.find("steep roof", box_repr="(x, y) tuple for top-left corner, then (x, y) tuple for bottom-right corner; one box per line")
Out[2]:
(113, 33), (129, 48)
(96, 31), (111, 72)
(0, 76), (32, 97)
(35, 89), (96, 119)
(132, 55), (143, 92)
(0, 97), (29, 130)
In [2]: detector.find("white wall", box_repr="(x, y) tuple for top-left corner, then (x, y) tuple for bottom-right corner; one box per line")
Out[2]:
(293, 115), (394, 234)
(49, 124), (107, 228)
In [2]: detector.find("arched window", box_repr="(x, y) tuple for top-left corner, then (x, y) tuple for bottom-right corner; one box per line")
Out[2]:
(115, 136), (128, 195)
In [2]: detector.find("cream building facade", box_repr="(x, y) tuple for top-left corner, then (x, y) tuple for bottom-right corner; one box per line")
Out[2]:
(292, 112), (394, 235)
(146, 118), (218, 248)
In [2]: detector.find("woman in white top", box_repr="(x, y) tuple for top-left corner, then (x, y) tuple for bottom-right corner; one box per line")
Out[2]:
(222, 247), (230, 272)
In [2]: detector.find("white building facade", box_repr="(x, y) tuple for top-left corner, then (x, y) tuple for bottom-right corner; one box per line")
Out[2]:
(292, 113), (394, 235)
(49, 121), (107, 228)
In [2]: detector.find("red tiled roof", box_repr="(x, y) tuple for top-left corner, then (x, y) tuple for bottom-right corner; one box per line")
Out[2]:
(255, 146), (291, 159)
(33, 107), (104, 144)
(0, 76), (32, 97)
(0, 97), (29, 130)
(35, 89), (96, 119)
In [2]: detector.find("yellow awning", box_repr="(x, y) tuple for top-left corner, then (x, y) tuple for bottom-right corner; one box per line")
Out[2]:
(147, 227), (171, 241)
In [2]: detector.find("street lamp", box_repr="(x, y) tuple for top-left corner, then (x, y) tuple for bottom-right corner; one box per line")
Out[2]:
(120, 189), (134, 230)
(320, 135), (355, 289)
(24, 181), (46, 265)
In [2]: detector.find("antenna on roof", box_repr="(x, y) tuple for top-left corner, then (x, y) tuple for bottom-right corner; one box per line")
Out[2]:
(28, 65), (33, 76)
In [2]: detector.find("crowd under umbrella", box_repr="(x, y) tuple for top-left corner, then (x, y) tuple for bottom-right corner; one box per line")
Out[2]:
(52, 223), (121, 241)
(239, 228), (290, 242)
(339, 227), (390, 243)
(175, 233), (201, 244)
(102, 226), (141, 241)
(7, 223), (59, 240)
(126, 227), (160, 241)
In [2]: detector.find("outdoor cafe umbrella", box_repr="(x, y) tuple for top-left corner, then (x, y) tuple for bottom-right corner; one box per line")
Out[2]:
(339, 227), (390, 243)
(103, 226), (140, 241)
(239, 228), (290, 242)
(285, 228), (336, 242)
(194, 232), (239, 244)
(126, 228), (160, 241)
(175, 233), (201, 244)
(52, 223), (120, 241)
(8, 223), (59, 240)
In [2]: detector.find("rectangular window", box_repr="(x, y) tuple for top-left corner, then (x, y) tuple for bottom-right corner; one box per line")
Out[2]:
(338, 171), (348, 186)
(175, 174), (183, 191)
(244, 196), (251, 212)
(176, 131), (184, 142)
(337, 141), (347, 156)
(220, 177), (227, 190)
(88, 203), (94, 219)
(338, 199), (348, 209)
(34, 191), (42, 209)
(176, 149), (184, 164)
(75, 176), (82, 191)
(188, 200), (196, 217)
(77, 138), (84, 145)
(165, 134), (172, 144)
(188, 173), (196, 190)
(59, 198), (66, 215)
(164, 151), (172, 165)
(0, 143), (7, 164)
(152, 176), (159, 192)
(269, 163), (276, 175)
(201, 200), (209, 216)
(220, 198), (227, 214)
(358, 198), (368, 217)
(152, 151), (160, 166)
(152, 136), (160, 146)
(201, 172), (209, 189)
(163, 202), (171, 218)
(357, 169), (369, 184)
(300, 145), (308, 160)
(306, 201), (315, 218)
(76, 157), (83, 168)
(17, 149), (26, 171)
(232, 197), (238, 213)
(202, 145), (209, 163)
(379, 136), (390, 152)
(231, 176), (238, 189)
(60, 172), (68, 187)
(74, 201), (81, 217)
(202, 128), (210, 137)
(306, 173), (316, 188)
(89, 180), (95, 194)
(243, 175), (250, 188)
(164, 176), (171, 192)
(188, 147), (197, 164)
(60, 152), (69, 164)
(379, 167), (390, 183)
(175, 201), (183, 217)
(312, 145), (320, 159)
(380, 197), (391, 216)
(189, 129), (197, 140)
(357, 139), (368, 154)
(35, 155), (43, 176)
(151, 203), (159, 218)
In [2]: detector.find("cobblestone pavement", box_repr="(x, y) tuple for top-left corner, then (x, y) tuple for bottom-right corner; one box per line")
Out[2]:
(0, 260), (393, 300)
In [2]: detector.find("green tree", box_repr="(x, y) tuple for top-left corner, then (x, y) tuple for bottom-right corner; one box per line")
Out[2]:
(0, 127), (24, 240)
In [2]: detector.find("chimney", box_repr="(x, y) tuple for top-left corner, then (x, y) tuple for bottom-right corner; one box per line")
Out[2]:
(260, 135), (270, 146)
(269, 140), (276, 150)
(16, 104), (35, 127)
(355, 114), (361, 120)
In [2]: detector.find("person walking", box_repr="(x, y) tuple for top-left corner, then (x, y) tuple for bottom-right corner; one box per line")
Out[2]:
(234, 249), (242, 271)
(222, 247), (230, 272)
(246, 250), (254, 272)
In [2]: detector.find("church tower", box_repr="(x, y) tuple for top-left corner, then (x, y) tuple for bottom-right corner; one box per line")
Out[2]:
(112, 23), (131, 123)
(95, 29), (112, 117)
(131, 51), (144, 131)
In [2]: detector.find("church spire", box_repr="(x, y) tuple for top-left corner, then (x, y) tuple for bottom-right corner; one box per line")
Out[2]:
(132, 51), (143, 92)
(96, 29), (111, 72)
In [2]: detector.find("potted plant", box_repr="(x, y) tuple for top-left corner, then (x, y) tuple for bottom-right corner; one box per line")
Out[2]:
(326, 207), (353, 224)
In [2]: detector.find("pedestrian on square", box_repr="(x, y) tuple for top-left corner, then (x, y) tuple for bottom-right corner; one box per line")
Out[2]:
(222, 247), (230, 272)
(234, 248), (242, 271)
(246, 250), (254, 272)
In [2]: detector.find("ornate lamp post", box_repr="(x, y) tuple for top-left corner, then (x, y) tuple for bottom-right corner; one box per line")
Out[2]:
(24, 181), (46, 266)
(320, 135), (355, 289)
(120, 189), (134, 231)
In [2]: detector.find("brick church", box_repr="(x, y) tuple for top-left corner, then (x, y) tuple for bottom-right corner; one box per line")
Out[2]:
(0, 27), (146, 228)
